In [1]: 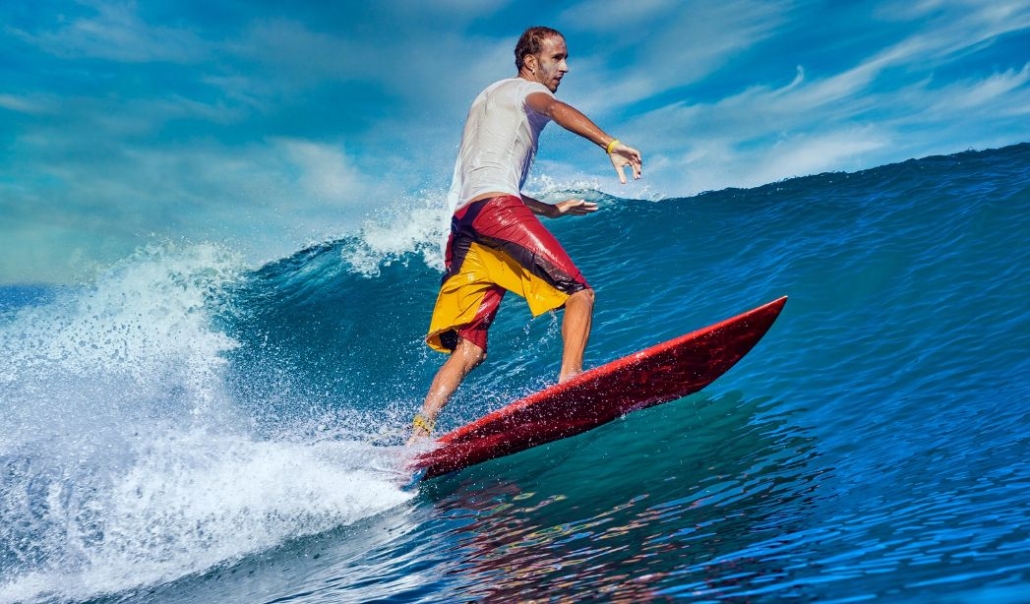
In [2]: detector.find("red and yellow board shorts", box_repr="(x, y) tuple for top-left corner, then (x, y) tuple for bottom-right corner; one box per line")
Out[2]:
(427, 195), (591, 354)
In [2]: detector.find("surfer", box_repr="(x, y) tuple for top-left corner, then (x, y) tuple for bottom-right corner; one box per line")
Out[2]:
(410, 26), (643, 442)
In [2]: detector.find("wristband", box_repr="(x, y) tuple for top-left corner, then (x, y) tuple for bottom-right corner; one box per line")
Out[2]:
(605, 139), (621, 155)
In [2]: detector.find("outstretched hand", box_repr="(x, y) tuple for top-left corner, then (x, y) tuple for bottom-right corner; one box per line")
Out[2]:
(553, 199), (598, 217)
(609, 142), (643, 184)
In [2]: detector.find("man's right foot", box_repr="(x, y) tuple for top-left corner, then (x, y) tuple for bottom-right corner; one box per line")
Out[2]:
(558, 369), (582, 384)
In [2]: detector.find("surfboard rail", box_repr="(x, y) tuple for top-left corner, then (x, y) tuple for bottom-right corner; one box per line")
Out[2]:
(412, 296), (787, 480)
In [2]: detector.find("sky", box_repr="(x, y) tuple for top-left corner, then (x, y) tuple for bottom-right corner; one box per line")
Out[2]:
(2, 0), (1029, 284)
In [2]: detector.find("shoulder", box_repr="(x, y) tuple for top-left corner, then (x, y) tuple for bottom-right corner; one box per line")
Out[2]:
(508, 79), (554, 116)
(475, 79), (556, 117)
(487, 78), (552, 99)
(517, 79), (553, 99)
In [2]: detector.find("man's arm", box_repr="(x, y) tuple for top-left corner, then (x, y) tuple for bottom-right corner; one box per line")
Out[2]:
(526, 92), (643, 184)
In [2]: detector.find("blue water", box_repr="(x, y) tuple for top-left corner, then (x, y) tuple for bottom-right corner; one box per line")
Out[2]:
(1, 143), (1028, 602)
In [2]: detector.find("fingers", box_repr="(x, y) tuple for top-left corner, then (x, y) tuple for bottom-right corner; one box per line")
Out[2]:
(609, 146), (642, 184)
(610, 154), (627, 184)
(624, 148), (643, 180)
(557, 199), (598, 216)
(569, 201), (598, 214)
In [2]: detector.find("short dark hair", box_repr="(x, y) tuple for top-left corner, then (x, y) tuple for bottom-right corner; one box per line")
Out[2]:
(514, 26), (564, 70)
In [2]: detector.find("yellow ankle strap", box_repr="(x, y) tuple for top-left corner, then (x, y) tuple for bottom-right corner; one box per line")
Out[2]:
(412, 413), (434, 434)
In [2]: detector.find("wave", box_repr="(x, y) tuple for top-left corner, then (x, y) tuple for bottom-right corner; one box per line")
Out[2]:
(2, 142), (1028, 602)
(0, 244), (414, 603)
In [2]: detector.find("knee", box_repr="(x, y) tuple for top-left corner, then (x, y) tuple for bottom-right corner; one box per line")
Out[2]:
(569, 287), (595, 308)
(468, 348), (487, 369)
(457, 339), (487, 370)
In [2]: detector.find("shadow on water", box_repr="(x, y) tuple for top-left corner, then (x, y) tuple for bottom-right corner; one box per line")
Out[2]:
(414, 390), (823, 601)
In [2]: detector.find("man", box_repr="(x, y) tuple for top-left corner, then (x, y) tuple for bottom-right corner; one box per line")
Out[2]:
(410, 26), (642, 441)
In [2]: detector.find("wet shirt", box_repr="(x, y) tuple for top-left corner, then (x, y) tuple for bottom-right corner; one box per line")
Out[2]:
(448, 78), (554, 212)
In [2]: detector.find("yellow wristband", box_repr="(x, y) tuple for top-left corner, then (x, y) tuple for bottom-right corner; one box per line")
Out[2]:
(605, 139), (621, 154)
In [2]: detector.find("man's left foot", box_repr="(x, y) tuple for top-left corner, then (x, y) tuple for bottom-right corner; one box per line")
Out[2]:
(407, 413), (435, 445)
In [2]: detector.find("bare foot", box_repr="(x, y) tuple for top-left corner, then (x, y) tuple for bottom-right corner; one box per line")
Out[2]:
(558, 369), (582, 384)
(406, 427), (431, 447)
(407, 413), (434, 446)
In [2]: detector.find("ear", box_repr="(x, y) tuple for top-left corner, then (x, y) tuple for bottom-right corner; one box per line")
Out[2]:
(523, 53), (537, 71)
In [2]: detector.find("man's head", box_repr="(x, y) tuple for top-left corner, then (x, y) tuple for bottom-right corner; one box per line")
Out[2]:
(515, 26), (568, 93)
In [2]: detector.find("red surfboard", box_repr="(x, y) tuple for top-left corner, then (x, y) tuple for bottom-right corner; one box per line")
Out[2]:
(411, 296), (787, 480)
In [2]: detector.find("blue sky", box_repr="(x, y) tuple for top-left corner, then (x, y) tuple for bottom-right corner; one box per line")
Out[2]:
(2, 0), (1029, 283)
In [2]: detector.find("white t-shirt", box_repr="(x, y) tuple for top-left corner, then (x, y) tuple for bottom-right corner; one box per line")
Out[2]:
(448, 78), (554, 212)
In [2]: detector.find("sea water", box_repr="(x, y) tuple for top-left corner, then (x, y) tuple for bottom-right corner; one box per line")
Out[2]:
(1, 143), (1028, 602)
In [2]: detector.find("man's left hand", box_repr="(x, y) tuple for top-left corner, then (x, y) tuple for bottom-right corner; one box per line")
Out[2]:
(553, 199), (598, 217)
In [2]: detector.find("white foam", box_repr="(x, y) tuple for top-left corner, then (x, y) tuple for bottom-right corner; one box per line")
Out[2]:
(332, 177), (639, 278)
(0, 432), (413, 603)
(339, 190), (451, 276)
(0, 243), (415, 603)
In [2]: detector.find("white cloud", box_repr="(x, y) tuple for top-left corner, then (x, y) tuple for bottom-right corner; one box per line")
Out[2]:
(558, 0), (685, 33)
(0, 94), (52, 115)
(877, 0), (1030, 25)
(559, 0), (792, 111)
(924, 63), (1030, 114)
(561, 0), (1030, 195)
(3, 0), (1029, 282)
(227, 19), (365, 82)
(8, 0), (208, 63)
(0, 123), (408, 283)
(874, 0), (1030, 66)
(748, 130), (891, 185)
(278, 139), (368, 205)
(222, 17), (515, 117)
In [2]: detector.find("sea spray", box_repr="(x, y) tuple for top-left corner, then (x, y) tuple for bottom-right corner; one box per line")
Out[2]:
(0, 243), (413, 604)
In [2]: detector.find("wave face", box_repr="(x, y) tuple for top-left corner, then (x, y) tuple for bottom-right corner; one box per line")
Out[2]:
(2, 143), (1029, 602)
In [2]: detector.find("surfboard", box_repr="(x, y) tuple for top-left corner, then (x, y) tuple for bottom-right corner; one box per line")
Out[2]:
(410, 296), (787, 481)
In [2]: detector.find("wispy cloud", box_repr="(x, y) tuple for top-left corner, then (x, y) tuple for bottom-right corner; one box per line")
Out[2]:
(8, 0), (208, 63)
(1, 0), (1028, 283)
(540, 0), (1030, 194)
(0, 93), (52, 114)
(925, 64), (1030, 114)
(558, 0), (792, 113)
(0, 130), (409, 282)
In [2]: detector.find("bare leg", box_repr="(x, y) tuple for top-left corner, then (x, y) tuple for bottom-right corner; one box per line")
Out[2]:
(559, 288), (594, 383)
(409, 338), (486, 444)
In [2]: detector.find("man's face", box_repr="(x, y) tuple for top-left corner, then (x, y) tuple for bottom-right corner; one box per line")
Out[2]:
(530, 35), (569, 93)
